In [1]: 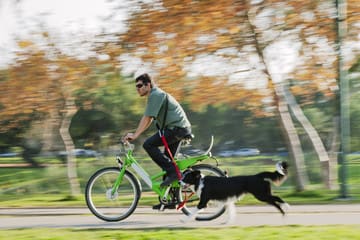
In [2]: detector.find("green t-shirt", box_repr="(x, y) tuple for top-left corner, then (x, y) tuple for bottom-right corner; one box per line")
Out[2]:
(144, 87), (191, 129)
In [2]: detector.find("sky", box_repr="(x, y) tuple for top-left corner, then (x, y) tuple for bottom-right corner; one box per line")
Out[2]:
(1, 0), (356, 90)
(0, 0), (129, 68)
(0, 0), (296, 80)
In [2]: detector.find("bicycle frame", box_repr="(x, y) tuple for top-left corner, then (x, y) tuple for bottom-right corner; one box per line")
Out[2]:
(112, 136), (214, 199)
(86, 135), (227, 222)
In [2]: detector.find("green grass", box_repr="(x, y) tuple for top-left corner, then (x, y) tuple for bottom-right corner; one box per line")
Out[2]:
(0, 194), (84, 207)
(0, 154), (359, 207)
(0, 226), (359, 240)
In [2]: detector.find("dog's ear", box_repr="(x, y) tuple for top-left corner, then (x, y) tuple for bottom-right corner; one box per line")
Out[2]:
(282, 162), (289, 170)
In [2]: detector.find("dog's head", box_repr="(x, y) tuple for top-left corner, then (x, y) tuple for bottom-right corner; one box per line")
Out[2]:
(276, 161), (289, 176)
(180, 169), (202, 188)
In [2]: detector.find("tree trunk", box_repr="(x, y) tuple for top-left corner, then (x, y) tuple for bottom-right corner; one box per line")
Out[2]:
(282, 82), (336, 189)
(42, 108), (63, 152)
(327, 116), (340, 190)
(59, 97), (80, 196)
(274, 84), (308, 191)
(246, 8), (308, 191)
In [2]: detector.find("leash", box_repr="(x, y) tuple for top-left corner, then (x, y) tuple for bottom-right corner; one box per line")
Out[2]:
(156, 93), (182, 181)
(159, 130), (182, 180)
(177, 191), (195, 210)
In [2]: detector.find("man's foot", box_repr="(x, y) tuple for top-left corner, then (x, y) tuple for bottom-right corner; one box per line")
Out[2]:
(160, 173), (179, 187)
(152, 203), (176, 210)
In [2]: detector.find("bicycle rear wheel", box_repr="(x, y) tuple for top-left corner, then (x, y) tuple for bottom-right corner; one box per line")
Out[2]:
(178, 164), (226, 221)
(85, 167), (141, 222)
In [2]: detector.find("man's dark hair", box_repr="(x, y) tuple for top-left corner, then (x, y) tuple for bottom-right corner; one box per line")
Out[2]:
(135, 73), (153, 87)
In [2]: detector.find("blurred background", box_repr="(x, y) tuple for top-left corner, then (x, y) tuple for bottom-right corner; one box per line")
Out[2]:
(0, 0), (359, 203)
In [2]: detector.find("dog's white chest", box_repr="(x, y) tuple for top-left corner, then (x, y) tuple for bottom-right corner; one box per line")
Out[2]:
(196, 179), (205, 197)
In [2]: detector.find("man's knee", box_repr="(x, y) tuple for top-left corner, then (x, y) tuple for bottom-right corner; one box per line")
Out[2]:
(143, 139), (151, 152)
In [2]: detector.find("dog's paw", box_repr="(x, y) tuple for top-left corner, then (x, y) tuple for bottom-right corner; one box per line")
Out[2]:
(281, 203), (290, 211)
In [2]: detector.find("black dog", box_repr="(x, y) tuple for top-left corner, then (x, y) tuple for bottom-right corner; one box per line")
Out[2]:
(180, 162), (289, 223)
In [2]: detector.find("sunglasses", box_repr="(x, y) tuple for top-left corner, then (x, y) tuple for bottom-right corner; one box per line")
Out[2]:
(136, 83), (145, 89)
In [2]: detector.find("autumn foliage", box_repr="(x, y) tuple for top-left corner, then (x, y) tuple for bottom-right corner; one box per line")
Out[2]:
(1, 0), (359, 130)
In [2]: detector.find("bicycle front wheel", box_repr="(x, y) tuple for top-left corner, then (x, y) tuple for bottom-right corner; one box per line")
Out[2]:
(178, 164), (226, 221)
(85, 167), (141, 222)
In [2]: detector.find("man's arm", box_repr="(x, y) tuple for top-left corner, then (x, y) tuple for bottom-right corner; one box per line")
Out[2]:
(124, 115), (153, 141)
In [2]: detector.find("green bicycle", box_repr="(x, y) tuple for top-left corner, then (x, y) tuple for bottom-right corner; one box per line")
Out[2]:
(85, 135), (226, 222)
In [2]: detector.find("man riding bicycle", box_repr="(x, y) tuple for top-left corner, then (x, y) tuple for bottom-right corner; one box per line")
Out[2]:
(123, 73), (192, 195)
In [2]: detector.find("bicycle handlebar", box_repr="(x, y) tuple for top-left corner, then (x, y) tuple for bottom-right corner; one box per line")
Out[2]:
(120, 140), (135, 151)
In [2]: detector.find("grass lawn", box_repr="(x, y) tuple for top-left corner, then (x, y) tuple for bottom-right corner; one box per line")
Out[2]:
(0, 226), (359, 240)
(0, 154), (359, 207)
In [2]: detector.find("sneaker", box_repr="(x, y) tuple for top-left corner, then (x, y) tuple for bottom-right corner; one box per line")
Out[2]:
(152, 203), (176, 210)
(160, 173), (179, 187)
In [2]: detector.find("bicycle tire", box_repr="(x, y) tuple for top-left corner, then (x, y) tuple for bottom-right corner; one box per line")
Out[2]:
(85, 167), (141, 222)
(178, 164), (226, 221)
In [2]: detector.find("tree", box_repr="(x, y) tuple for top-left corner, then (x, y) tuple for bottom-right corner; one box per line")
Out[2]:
(2, 0), (359, 193)
(98, 0), (360, 190)
(245, 6), (308, 190)
(0, 41), (55, 166)
(1, 37), (98, 195)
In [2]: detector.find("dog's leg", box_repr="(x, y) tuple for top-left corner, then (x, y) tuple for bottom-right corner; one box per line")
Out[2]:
(180, 207), (202, 223)
(181, 196), (209, 223)
(271, 195), (285, 204)
(254, 194), (287, 215)
(265, 196), (290, 215)
(224, 201), (236, 224)
(269, 201), (285, 215)
(253, 183), (289, 216)
(272, 195), (290, 212)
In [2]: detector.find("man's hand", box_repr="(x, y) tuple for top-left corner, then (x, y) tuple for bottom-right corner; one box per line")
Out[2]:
(123, 133), (135, 142)
(123, 116), (152, 143)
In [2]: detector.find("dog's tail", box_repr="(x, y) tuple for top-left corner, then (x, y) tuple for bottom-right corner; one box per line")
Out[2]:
(256, 170), (287, 186)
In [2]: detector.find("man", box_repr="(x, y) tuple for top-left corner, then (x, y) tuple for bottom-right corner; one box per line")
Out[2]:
(123, 73), (192, 189)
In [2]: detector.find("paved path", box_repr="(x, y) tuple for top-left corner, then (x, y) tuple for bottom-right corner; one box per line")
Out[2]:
(1, 205), (359, 229)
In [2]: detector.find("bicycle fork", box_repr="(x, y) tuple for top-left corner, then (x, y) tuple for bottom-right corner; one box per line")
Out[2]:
(109, 156), (127, 197)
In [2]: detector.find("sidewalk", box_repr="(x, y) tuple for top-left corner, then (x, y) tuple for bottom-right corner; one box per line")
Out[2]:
(1, 204), (360, 229)
(1, 204), (360, 216)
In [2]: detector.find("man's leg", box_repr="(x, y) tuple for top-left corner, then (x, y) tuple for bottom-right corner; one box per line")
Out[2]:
(143, 131), (179, 210)
(143, 131), (178, 185)
(160, 127), (191, 186)
(143, 128), (189, 187)
(143, 132), (169, 170)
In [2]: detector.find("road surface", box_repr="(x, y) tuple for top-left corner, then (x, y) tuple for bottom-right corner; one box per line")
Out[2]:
(0, 205), (359, 229)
